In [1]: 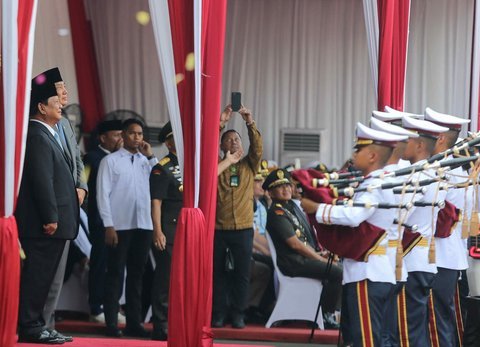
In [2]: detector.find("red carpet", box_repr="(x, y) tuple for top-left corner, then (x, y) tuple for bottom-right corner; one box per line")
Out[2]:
(16, 337), (271, 347)
(47, 320), (339, 344)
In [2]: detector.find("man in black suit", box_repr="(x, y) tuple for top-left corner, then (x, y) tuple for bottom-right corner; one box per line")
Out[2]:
(84, 120), (123, 322)
(15, 72), (79, 344)
(41, 68), (88, 336)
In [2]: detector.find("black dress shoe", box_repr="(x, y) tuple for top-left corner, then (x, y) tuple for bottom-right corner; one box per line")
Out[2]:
(123, 325), (150, 338)
(105, 326), (123, 337)
(18, 329), (65, 344)
(211, 317), (225, 328)
(151, 329), (168, 341)
(231, 316), (245, 329)
(48, 329), (73, 342)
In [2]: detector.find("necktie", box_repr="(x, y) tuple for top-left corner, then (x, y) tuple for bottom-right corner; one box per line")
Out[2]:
(53, 131), (63, 150)
(131, 155), (135, 164)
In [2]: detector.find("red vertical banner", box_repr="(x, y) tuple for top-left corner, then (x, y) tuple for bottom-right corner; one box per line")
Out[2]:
(67, 0), (105, 133)
(377, 0), (411, 111)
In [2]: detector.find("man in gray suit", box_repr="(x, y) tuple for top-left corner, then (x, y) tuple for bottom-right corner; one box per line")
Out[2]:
(41, 68), (88, 339)
(16, 71), (79, 344)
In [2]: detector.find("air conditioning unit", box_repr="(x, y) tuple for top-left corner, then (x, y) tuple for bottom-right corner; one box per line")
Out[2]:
(279, 128), (326, 168)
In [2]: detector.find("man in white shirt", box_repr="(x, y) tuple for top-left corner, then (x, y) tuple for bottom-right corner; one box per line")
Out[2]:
(97, 118), (158, 338)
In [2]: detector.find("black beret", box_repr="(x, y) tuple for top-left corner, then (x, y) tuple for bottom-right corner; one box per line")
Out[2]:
(98, 120), (123, 134)
(262, 169), (292, 190)
(158, 121), (173, 143)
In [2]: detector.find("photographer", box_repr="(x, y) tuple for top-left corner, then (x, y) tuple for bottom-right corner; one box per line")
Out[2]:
(212, 104), (263, 329)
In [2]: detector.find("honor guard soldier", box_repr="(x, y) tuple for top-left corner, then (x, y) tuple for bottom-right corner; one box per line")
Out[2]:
(301, 123), (407, 347)
(373, 108), (424, 169)
(150, 121), (183, 341)
(424, 108), (470, 347)
(370, 116), (420, 346)
(398, 116), (449, 346)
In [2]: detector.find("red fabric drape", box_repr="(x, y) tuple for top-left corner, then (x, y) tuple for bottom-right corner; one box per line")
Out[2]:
(167, 1), (226, 346)
(377, 0), (410, 111)
(198, 0), (227, 331)
(0, 217), (20, 347)
(67, 0), (105, 133)
(0, 1), (36, 345)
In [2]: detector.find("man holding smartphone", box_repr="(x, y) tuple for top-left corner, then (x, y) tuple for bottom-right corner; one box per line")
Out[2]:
(213, 102), (263, 329)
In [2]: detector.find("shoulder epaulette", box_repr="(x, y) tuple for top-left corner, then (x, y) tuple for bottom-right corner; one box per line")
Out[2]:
(160, 157), (171, 166)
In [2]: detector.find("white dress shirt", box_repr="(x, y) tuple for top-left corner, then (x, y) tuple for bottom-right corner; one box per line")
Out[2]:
(315, 169), (396, 285)
(383, 162), (418, 282)
(435, 158), (469, 270)
(97, 147), (158, 231)
(404, 160), (446, 274)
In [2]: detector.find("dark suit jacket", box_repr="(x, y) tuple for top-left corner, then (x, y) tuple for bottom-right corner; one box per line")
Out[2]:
(83, 146), (108, 231)
(58, 116), (88, 191)
(15, 121), (79, 239)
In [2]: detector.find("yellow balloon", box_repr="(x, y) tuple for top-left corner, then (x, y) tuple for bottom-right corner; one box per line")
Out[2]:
(185, 53), (195, 71)
(136, 11), (150, 26)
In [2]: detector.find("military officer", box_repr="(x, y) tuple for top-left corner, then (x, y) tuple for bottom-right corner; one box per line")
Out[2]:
(150, 121), (183, 341)
(265, 169), (343, 324)
(301, 123), (408, 346)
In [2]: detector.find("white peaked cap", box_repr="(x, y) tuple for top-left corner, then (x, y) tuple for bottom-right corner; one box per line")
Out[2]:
(385, 106), (424, 119)
(424, 107), (470, 130)
(370, 117), (419, 138)
(402, 116), (449, 138)
(355, 122), (408, 148)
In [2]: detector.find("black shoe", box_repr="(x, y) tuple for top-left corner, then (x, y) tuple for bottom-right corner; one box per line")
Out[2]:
(18, 329), (65, 344)
(151, 329), (168, 341)
(231, 316), (245, 329)
(123, 325), (150, 338)
(48, 329), (73, 343)
(211, 316), (225, 328)
(105, 326), (123, 337)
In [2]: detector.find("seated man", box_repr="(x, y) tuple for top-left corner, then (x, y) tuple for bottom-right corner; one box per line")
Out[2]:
(264, 169), (342, 323)
(247, 166), (274, 322)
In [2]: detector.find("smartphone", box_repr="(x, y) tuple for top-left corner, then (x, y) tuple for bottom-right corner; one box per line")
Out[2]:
(231, 92), (241, 112)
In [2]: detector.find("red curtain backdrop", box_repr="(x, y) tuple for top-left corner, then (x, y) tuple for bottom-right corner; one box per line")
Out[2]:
(67, 0), (105, 133)
(167, 1), (226, 346)
(0, 1), (37, 346)
(377, 0), (411, 111)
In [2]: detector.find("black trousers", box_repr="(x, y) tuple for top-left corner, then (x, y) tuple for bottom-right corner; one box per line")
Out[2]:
(343, 280), (394, 347)
(104, 229), (151, 328)
(88, 225), (108, 315)
(213, 229), (253, 319)
(430, 267), (460, 347)
(463, 296), (480, 347)
(18, 237), (66, 335)
(151, 243), (173, 332)
(400, 271), (436, 347)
